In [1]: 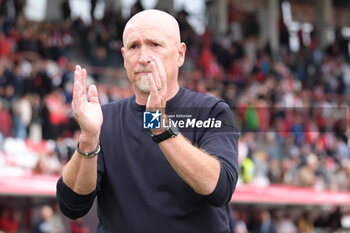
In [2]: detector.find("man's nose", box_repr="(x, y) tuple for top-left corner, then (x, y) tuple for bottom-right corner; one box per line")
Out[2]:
(138, 55), (152, 66)
(138, 46), (152, 65)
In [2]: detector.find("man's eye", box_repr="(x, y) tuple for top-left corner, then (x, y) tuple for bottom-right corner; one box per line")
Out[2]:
(130, 45), (137, 49)
(152, 43), (160, 47)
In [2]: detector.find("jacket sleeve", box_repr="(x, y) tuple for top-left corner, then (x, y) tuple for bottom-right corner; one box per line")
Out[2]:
(198, 101), (239, 207)
(56, 177), (96, 219)
(56, 140), (105, 219)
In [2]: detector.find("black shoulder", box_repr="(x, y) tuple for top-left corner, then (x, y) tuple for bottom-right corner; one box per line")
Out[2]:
(181, 88), (228, 109)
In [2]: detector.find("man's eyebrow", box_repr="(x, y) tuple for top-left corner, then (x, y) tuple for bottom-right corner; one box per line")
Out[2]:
(144, 38), (166, 44)
(126, 40), (139, 48)
(125, 38), (166, 48)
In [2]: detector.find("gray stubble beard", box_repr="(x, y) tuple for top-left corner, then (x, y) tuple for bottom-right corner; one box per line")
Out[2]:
(136, 75), (151, 94)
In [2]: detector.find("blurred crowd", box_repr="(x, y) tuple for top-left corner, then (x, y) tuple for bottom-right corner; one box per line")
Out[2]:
(231, 205), (349, 233)
(0, 0), (349, 190)
(0, 0), (349, 232)
(0, 203), (89, 233)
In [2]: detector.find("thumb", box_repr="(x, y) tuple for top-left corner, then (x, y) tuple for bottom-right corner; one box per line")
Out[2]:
(88, 84), (100, 104)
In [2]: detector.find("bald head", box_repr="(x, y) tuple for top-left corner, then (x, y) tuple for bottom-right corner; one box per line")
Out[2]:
(123, 9), (181, 46)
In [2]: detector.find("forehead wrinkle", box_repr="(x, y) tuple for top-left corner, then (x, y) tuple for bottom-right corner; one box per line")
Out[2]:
(125, 30), (169, 47)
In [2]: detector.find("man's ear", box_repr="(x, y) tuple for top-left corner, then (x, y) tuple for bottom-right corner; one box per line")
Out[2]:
(121, 47), (126, 68)
(177, 42), (186, 67)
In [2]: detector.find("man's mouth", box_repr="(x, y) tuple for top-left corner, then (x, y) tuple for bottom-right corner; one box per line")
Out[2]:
(135, 70), (152, 74)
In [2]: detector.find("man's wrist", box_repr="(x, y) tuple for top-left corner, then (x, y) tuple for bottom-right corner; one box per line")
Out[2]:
(78, 134), (100, 152)
(76, 142), (100, 158)
(150, 127), (167, 135)
(151, 119), (179, 143)
(150, 115), (168, 135)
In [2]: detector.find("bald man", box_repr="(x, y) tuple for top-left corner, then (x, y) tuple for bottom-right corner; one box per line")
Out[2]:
(56, 9), (239, 233)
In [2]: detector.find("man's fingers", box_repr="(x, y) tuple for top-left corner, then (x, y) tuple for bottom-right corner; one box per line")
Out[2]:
(72, 65), (88, 111)
(73, 70), (79, 101)
(81, 68), (87, 95)
(152, 57), (167, 89)
(150, 61), (161, 89)
(73, 66), (88, 99)
(73, 66), (83, 101)
(146, 73), (160, 109)
(88, 85), (100, 104)
(147, 73), (158, 95)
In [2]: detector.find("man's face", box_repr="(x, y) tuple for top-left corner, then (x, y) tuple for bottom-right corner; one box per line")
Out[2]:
(122, 18), (184, 93)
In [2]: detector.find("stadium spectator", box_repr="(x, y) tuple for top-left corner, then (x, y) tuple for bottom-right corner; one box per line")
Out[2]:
(297, 211), (314, 233)
(0, 206), (20, 233)
(32, 205), (54, 233)
(259, 210), (277, 233)
(70, 218), (90, 233)
(232, 211), (249, 233)
(48, 203), (65, 233)
(0, 101), (11, 137)
(0, 31), (11, 57)
(276, 212), (297, 233)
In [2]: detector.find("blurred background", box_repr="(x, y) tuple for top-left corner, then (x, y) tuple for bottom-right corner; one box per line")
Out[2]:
(0, 0), (349, 232)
